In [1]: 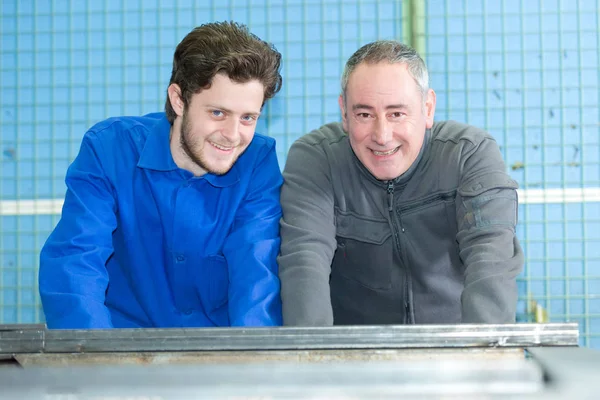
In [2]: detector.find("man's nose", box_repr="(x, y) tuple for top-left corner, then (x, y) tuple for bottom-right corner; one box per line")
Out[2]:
(221, 118), (240, 143)
(371, 118), (391, 146)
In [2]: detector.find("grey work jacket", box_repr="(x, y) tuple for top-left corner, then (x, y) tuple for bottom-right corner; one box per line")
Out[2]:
(279, 120), (524, 325)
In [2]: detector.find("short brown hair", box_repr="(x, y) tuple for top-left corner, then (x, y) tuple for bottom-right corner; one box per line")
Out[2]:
(165, 21), (283, 124)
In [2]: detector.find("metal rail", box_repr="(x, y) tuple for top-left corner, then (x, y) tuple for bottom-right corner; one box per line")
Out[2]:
(0, 323), (579, 354)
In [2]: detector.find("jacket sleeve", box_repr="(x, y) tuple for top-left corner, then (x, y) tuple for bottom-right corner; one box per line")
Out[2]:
(278, 139), (337, 326)
(39, 132), (117, 329)
(222, 142), (284, 326)
(455, 137), (524, 323)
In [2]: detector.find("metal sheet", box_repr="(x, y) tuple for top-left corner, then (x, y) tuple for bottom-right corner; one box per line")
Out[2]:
(3, 347), (600, 399)
(526, 347), (600, 399)
(41, 323), (578, 353)
(0, 358), (544, 399)
(14, 348), (525, 367)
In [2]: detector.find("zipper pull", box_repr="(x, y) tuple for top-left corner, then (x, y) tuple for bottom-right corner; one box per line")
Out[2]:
(387, 181), (394, 212)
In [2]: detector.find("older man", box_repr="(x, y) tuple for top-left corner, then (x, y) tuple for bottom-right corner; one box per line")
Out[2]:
(279, 40), (524, 326)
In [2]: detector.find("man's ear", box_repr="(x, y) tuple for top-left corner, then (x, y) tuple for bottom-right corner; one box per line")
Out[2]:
(167, 84), (185, 117)
(424, 88), (437, 129)
(338, 94), (349, 132)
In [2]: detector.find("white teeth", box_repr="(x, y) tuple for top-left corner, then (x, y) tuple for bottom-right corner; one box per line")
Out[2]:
(210, 142), (233, 151)
(373, 147), (399, 156)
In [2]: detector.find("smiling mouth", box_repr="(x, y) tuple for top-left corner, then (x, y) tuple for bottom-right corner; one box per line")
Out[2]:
(209, 141), (235, 152)
(372, 146), (400, 156)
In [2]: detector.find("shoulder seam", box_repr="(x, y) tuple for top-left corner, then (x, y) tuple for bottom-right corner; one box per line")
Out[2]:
(297, 134), (347, 147)
(87, 118), (147, 138)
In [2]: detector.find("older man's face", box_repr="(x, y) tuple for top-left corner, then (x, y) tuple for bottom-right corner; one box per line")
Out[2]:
(339, 62), (436, 181)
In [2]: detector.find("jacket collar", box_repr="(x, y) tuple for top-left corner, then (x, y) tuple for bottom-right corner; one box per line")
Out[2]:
(199, 164), (240, 188)
(137, 115), (178, 172)
(137, 114), (240, 188)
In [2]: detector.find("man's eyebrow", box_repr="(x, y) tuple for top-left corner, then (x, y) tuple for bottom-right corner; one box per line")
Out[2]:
(352, 104), (374, 111)
(351, 103), (409, 111)
(205, 104), (261, 116)
(385, 104), (409, 110)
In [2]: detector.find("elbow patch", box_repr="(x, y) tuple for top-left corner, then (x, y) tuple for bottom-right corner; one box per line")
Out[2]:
(458, 172), (519, 230)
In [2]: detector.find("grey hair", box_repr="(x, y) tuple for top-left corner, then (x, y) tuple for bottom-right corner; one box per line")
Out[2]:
(341, 40), (429, 102)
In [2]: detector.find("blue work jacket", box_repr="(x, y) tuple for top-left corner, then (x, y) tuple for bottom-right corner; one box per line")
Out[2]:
(39, 113), (283, 328)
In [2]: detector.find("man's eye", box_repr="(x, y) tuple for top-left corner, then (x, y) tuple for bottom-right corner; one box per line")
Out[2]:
(357, 113), (371, 119)
(241, 115), (256, 122)
(211, 110), (224, 117)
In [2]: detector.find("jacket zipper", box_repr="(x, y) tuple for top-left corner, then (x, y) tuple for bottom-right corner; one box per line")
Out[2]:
(398, 191), (456, 213)
(387, 181), (411, 324)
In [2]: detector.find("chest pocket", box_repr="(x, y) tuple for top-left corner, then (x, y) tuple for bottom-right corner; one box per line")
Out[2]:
(186, 255), (229, 323)
(332, 211), (393, 290)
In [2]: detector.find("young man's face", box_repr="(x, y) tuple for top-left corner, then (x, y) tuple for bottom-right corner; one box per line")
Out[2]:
(339, 62), (436, 181)
(169, 73), (264, 175)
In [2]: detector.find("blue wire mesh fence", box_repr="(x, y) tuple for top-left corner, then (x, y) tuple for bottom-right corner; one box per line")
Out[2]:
(1, 0), (598, 347)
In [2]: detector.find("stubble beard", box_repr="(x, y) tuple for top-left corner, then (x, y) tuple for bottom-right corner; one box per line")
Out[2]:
(179, 113), (239, 176)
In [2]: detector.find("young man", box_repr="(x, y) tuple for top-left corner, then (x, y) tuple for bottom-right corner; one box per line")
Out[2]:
(39, 22), (284, 329)
(279, 40), (524, 326)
